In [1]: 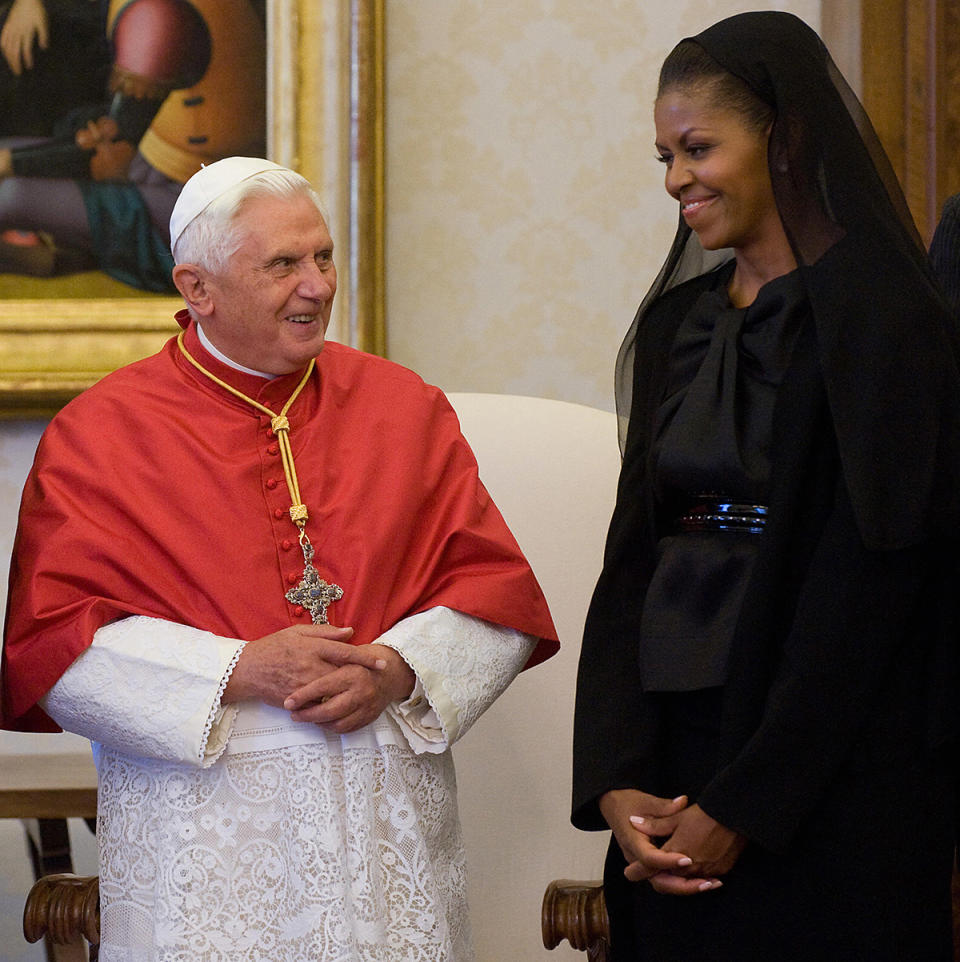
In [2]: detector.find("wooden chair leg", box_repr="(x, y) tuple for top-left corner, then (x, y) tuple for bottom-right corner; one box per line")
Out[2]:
(22, 819), (83, 961)
(23, 874), (100, 962)
(23, 819), (75, 878)
(542, 879), (609, 962)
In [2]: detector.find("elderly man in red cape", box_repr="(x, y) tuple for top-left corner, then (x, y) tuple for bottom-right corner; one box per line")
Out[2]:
(1, 157), (558, 962)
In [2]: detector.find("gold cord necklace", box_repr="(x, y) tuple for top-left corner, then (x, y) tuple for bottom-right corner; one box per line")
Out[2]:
(177, 330), (343, 624)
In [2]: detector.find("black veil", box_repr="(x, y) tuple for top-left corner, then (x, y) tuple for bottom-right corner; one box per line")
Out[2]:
(615, 11), (960, 550)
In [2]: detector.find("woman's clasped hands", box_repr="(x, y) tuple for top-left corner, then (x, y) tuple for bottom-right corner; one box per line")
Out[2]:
(599, 788), (746, 896)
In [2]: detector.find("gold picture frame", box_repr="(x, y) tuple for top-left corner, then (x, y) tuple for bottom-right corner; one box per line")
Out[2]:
(0, 0), (384, 419)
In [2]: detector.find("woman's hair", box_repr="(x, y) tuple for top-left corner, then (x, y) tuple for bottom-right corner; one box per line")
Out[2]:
(657, 39), (775, 134)
(173, 168), (330, 273)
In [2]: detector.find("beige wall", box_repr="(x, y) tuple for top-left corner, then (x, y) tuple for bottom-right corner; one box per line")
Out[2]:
(385, 0), (822, 411)
(0, 2), (829, 959)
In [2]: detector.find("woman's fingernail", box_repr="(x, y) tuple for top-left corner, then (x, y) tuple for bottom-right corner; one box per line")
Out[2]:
(699, 880), (722, 892)
(677, 857), (693, 867)
(629, 815), (645, 825)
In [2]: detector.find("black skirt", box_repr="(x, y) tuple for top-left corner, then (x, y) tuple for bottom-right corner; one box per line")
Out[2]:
(603, 689), (955, 962)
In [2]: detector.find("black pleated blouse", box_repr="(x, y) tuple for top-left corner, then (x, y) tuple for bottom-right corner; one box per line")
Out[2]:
(639, 267), (807, 691)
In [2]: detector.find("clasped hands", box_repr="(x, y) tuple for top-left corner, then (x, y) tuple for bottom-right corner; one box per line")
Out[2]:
(1, 0), (47, 77)
(222, 624), (416, 734)
(599, 788), (746, 896)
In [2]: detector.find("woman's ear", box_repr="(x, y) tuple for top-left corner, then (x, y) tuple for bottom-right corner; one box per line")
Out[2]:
(172, 264), (214, 317)
(767, 126), (789, 174)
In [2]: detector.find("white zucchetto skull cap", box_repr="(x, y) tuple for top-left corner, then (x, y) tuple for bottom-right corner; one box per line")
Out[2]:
(169, 156), (288, 254)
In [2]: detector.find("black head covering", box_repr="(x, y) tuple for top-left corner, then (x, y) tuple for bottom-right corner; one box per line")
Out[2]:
(930, 193), (960, 319)
(616, 10), (960, 550)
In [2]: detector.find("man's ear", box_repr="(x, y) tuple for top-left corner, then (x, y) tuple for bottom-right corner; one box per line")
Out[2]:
(172, 264), (215, 317)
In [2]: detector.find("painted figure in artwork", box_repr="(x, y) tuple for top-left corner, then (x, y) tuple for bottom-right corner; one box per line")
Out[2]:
(0, 0), (266, 291)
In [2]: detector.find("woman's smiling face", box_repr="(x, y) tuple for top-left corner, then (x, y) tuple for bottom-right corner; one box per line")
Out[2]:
(654, 83), (782, 260)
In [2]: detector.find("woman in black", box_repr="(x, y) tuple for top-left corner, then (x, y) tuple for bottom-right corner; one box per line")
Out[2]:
(572, 12), (960, 961)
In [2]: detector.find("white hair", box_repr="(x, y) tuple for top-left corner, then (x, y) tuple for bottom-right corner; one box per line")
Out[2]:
(172, 168), (330, 274)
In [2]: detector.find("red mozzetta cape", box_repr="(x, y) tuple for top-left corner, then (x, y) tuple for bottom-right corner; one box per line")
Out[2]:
(1, 319), (559, 731)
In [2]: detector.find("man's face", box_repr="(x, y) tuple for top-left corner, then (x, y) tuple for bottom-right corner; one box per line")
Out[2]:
(201, 191), (337, 375)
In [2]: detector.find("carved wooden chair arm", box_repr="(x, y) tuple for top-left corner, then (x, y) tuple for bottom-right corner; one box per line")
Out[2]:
(23, 874), (100, 948)
(542, 878), (610, 962)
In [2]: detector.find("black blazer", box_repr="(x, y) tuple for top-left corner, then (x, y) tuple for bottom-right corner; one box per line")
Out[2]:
(572, 274), (958, 855)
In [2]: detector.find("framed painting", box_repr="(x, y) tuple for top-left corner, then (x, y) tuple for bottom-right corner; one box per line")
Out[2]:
(0, 0), (384, 419)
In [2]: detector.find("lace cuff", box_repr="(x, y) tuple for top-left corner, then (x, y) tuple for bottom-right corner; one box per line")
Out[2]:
(378, 607), (536, 752)
(40, 615), (246, 768)
(387, 672), (445, 754)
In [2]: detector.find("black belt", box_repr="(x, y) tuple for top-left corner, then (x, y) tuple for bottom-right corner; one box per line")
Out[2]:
(677, 496), (768, 534)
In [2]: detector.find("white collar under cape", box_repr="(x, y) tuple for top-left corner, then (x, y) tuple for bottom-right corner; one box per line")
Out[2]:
(196, 322), (277, 380)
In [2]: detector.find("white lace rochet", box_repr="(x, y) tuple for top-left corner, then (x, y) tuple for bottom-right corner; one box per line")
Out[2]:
(42, 608), (534, 962)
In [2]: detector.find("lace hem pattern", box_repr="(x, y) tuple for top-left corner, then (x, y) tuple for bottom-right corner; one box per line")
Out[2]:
(95, 740), (473, 962)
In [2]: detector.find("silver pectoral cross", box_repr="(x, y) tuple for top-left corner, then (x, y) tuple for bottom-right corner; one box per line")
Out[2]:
(285, 536), (343, 624)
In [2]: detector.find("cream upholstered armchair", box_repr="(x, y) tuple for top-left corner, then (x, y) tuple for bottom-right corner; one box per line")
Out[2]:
(446, 393), (617, 961)
(24, 392), (621, 962)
